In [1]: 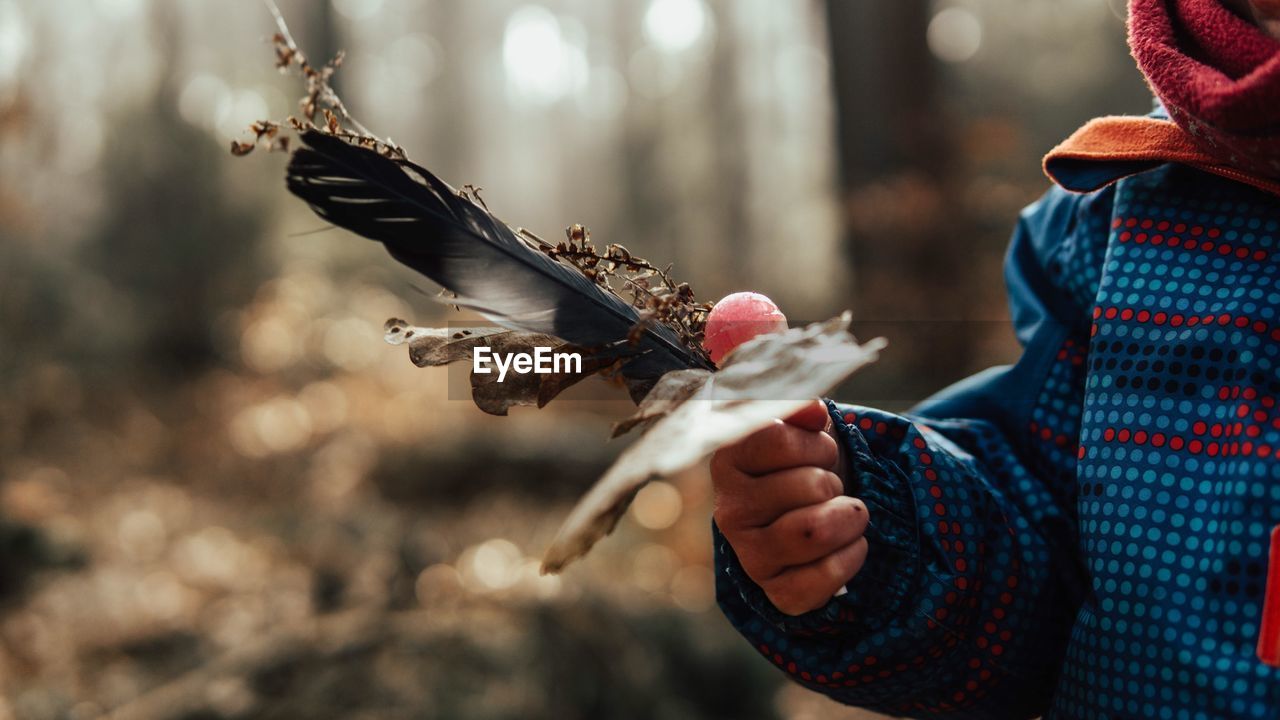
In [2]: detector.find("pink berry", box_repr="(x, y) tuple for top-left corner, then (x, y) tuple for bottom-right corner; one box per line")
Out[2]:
(703, 291), (788, 366)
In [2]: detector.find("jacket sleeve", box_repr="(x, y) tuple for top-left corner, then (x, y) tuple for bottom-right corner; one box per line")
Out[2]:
(713, 184), (1114, 719)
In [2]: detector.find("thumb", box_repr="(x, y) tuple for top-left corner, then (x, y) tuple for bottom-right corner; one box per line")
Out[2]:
(783, 399), (830, 433)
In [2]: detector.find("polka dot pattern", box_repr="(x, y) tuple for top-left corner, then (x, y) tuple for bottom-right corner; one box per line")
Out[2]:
(1052, 166), (1280, 719)
(715, 165), (1280, 719)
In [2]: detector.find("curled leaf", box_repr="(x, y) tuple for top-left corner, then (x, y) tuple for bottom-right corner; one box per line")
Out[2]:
(610, 369), (712, 439)
(384, 319), (616, 416)
(541, 313), (887, 574)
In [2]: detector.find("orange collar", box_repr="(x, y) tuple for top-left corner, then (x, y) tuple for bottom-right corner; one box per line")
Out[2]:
(1042, 116), (1280, 198)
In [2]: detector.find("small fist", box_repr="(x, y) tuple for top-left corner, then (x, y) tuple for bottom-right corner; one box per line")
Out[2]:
(711, 400), (870, 616)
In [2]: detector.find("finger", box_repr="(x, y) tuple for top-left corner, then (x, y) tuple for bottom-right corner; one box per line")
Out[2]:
(763, 537), (870, 616)
(714, 466), (843, 530)
(737, 496), (869, 580)
(784, 400), (831, 433)
(725, 421), (839, 476)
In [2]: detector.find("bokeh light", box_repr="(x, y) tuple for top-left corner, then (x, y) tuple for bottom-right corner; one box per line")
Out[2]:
(502, 5), (588, 106)
(928, 7), (984, 63)
(642, 0), (711, 54)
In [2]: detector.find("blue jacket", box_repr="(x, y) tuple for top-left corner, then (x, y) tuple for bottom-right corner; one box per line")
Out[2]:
(714, 157), (1280, 718)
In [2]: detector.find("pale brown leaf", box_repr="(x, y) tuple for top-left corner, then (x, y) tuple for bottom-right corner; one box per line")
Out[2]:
(384, 319), (614, 416)
(610, 369), (712, 439)
(541, 313), (886, 574)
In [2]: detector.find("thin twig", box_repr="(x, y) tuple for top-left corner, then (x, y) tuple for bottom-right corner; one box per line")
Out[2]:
(261, 0), (381, 141)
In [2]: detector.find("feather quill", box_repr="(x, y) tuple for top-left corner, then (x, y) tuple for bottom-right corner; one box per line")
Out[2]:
(285, 130), (711, 378)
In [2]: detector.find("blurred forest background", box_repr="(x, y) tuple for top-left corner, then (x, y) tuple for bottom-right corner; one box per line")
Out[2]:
(0, 0), (1150, 718)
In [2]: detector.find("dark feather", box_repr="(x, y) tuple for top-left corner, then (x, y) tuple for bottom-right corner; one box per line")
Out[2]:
(285, 131), (710, 379)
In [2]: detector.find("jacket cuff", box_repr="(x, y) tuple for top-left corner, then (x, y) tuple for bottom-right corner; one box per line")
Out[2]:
(712, 401), (921, 638)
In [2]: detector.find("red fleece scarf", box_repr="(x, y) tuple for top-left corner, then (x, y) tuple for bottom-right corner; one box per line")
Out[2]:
(1129, 0), (1280, 177)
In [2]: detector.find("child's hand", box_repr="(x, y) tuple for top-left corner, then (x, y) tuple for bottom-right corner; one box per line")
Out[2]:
(711, 400), (870, 616)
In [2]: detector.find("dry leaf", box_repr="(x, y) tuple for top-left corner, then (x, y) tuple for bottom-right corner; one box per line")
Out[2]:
(541, 313), (886, 574)
(384, 319), (615, 416)
(610, 369), (712, 438)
